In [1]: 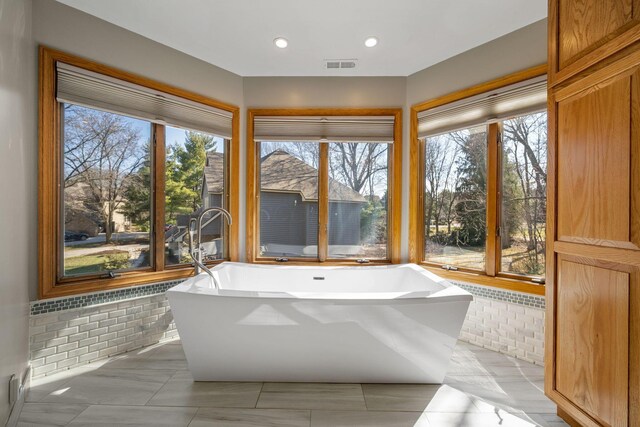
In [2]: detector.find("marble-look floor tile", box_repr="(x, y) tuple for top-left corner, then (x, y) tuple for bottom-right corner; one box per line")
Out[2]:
(67, 405), (197, 426)
(148, 371), (262, 408)
(258, 383), (366, 411)
(311, 410), (429, 427)
(426, 411), (550, 427)
(27, 368), (98, 402)
(20, 340), (564, 426)
(40, 369), (173, 405)
(17, 403), (89, 426)
(189, 408), (310, 427)
(362, 384), (440, 411)
(139, 344), (188, 370)
(527, 412), (570, 427)
(403, 384), (483, 413)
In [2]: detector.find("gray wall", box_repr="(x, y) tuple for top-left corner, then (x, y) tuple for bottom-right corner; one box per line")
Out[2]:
(244, 76), (407, 257)
(407, 19), (547, 105)
(404, 19), (547, 261)
(30, 0), (244, 299)
(0, 0), (35, 423)
(25, 2), (547, 299)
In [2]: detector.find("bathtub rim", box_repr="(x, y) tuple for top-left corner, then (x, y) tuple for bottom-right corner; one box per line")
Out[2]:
(166, 262), (473, 305)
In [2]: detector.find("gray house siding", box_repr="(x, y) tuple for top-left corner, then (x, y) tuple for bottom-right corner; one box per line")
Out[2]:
(260, 192), (308, 246)
(328, 202), (362, 245)
(201, 193), (223, 239)
(260, 192), (362, 249)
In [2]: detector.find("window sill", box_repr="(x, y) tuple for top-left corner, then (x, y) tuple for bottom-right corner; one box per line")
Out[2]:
(41, 267), (200, 300)
(419, 264), (546, 296)
(252, 258), (393, 266)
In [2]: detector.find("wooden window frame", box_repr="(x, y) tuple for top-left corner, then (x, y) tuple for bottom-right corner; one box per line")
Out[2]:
(246, 108), (402, 265)
(409, 65), (548, 295)
(38, 46), (240, 299)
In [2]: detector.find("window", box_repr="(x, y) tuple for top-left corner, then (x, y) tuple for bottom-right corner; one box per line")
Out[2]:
(259, 141), (319, 258)
(500, 112), (547, 276)
(410, 66), (547, 293)
(62, 105), (153, 277)
(423, 125), (487, 270)
(328, 142), (389, 259)
(164, 127), (228, 266)
(246, 109), (402, 263)
(39, 47), (239, 298)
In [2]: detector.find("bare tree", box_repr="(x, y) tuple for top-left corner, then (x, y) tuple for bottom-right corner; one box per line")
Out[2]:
(260, 141), (319, 168)
(329, 143), (387, 195)
(424, 135), (460, 236)
(502, 112), (547, 273)
(63, 105), (148, 243)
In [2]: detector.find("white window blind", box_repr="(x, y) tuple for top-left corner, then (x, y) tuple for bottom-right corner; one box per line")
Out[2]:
(56, 62), (234, 139)
(417, 76), (547, 138)
(253, 116), (395, 143)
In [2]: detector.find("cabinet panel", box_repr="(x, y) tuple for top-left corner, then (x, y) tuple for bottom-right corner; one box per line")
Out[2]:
(557, 73), (632, 247)
(558, 0), (636, 69)
(556, 257), (629, 427)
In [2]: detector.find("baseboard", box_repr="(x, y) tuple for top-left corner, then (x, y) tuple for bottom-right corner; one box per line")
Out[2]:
(4, 366), (30, 427)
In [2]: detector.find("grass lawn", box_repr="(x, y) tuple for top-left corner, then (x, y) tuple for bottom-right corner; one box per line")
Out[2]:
(64, 250), (130, 276)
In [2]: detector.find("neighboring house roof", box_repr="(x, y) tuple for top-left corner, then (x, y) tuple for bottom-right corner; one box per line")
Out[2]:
(203, 150), (366, 203)
(203, 152), (225, 194)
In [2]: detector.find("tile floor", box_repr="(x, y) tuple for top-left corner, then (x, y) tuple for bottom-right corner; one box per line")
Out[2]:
(19, 340), (568, 427)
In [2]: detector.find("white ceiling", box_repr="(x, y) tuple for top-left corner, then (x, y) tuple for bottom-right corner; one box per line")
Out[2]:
(56, 0), (547, 77)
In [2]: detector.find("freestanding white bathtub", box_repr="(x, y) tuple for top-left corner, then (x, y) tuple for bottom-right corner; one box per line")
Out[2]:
(167, 262), (472, 384)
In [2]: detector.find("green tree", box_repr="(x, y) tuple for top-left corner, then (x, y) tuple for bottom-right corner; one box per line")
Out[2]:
(454, 129), (487, 247)
(122, 130), (218, 229)
(119, 145), (152, 231)
(171, 131), (217, 212)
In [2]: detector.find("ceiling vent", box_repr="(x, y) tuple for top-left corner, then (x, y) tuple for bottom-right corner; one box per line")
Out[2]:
(325, 59), (357, 70)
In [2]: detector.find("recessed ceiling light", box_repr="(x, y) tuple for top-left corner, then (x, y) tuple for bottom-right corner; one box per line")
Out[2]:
(364, 37), (378, 48)
(274, 37), (288, 48)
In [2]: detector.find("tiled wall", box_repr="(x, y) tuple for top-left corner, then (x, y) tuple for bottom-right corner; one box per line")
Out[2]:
(29, 281), (181, 378)
(454, 281), (545, 365)
(29, 277), (546, 378)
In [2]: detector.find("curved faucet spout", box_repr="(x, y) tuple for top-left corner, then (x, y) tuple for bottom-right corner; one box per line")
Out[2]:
(191, 207), (232, 289)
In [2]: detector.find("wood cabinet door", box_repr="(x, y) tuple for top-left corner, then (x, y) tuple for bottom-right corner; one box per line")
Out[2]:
(547, 50), (640, 427)
(549, 0), (640, 84)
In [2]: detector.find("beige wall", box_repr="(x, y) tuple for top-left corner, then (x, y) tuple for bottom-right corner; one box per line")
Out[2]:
(0, 0), (35, 423)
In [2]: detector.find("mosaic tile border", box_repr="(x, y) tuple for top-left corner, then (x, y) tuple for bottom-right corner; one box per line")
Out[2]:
(30, 279), (185, 315)
(30, 276), (544, 315)
(452, 281), (545, 309)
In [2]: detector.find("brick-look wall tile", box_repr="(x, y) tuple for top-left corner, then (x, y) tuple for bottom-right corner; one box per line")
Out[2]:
(30, 291), (178, 379)
(458, 291), (545, 366)
(29, 278), (544, 378)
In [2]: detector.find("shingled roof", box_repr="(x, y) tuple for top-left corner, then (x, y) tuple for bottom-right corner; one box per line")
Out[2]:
(203, 152), (224, 194)
(204, 150), (366, 203)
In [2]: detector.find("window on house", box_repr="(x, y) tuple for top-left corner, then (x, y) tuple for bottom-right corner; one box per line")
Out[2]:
(411, 67), (547, 288)
(247, 111), (402, 263)
(39, 47), (239, 298)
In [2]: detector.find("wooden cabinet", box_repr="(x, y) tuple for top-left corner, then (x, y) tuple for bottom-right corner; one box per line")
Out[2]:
(547, 1), (640, 426)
